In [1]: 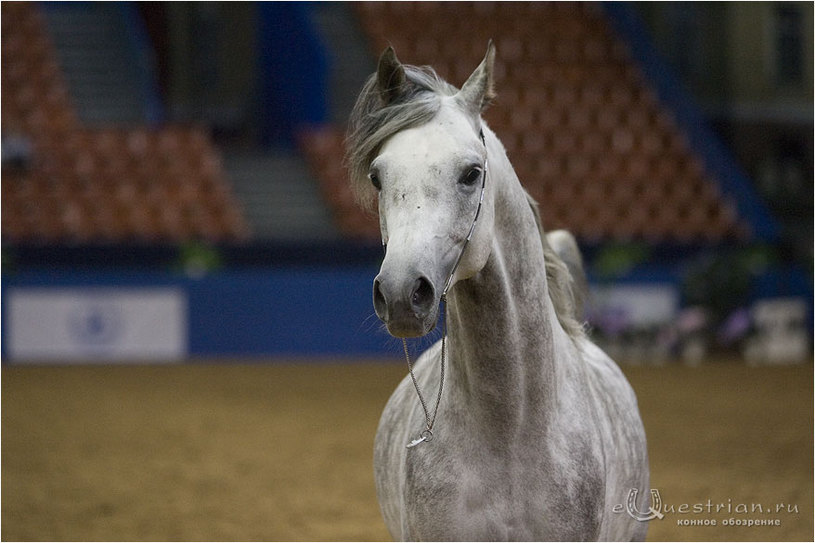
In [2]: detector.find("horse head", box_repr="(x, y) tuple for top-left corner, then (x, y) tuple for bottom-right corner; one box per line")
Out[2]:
(357, 43), (497, 337)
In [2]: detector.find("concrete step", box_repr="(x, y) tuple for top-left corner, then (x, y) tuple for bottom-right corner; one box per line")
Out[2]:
(224, 150), (338, 241)
(41, 4), (149, 125)
(311, 3), (375, 125)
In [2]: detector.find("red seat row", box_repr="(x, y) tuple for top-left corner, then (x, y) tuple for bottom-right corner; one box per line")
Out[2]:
(1, 2), (250, 244)
(298, 1), (746, 244)
(297, 126), (379, 239)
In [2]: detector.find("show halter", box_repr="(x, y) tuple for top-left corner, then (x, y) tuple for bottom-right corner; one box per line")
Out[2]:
(403, 128), (488, 448)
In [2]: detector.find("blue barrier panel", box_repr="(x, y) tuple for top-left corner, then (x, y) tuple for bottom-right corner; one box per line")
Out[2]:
(1, 267), (402, 360)
(4, 263), (809, 361)
(186, 268), (395, 357)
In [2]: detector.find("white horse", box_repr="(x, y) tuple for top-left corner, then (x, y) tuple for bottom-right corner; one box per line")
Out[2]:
(347, 42), (649, 541)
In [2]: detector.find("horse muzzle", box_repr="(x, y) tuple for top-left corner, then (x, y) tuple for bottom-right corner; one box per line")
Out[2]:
(373, 272), (439, 337)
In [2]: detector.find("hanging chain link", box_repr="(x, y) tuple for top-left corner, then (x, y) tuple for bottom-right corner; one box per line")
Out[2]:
(404, 297), (447, 448)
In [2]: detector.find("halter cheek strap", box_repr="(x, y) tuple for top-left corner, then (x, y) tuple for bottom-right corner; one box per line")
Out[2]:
(441, 128), (488, 300)
(403, 127), (488, 448)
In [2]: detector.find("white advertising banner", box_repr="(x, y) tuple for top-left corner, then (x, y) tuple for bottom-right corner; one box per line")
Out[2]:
(7, 288), (187, 362)
(589, 284), (679, 327)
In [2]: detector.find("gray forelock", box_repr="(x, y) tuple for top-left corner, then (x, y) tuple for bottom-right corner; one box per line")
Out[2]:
(346, 64), (458, 210)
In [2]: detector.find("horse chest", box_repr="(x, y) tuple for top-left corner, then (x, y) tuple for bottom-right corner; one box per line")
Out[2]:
(402, 449), (520, 539)
(401, 440), (603, 540)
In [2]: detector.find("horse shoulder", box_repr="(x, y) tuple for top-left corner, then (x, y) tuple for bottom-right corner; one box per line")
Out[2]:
(578, 337), (645, 435)
(575, 337), (650, 540)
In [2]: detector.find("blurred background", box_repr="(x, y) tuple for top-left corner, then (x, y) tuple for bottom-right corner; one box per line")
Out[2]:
(2, 1), (811, 363)
(1, 2), (813, 540)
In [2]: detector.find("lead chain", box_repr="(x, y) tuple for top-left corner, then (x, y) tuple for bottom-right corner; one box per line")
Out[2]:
(404, 296), (447, 448)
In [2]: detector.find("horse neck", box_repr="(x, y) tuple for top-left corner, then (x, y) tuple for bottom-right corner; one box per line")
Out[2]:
(445, 136), (572, 431)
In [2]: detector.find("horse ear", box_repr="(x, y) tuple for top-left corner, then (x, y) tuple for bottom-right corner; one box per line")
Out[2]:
(377, 46), (406, 105)
(458, 40), (497, 114)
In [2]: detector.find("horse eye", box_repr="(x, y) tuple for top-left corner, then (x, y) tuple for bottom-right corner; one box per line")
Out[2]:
(369, 172), (381, 190)
(460, 167), (482, 186)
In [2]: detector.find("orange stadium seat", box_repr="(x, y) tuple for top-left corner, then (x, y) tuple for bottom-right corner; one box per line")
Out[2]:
(299, 2), (751, 243)
(1, 2), (250, 244)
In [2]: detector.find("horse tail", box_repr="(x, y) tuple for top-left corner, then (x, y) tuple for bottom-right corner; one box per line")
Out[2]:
(544, 229), (588, 320)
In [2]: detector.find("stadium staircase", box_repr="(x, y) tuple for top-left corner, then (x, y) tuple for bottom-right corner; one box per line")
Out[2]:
(224, 151), (336, 240)
(40, 3), (161, 126)
(1, 2), (249, 244)
(299, 2), (778, 245)
(3, 2), (337, 244)
(310, 3), (376, 126)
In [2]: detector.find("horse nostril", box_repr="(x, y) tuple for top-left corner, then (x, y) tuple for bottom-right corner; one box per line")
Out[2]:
(411, 276), (435, 313)
(373, 278), (388, 318)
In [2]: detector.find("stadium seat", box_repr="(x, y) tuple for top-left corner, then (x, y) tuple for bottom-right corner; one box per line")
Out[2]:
(298, 2), (752, 244)
(1, 2), (250, 244)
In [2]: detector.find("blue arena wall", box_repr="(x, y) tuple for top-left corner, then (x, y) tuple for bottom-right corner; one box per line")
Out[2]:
(4, 260), (810, 362)
(2, 266), (404, 361)
(3, 241), (810, 362)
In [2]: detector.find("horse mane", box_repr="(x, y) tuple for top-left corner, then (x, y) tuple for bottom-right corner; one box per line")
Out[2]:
(346, 63), (457, 210)
(526, 193), (588, 341)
